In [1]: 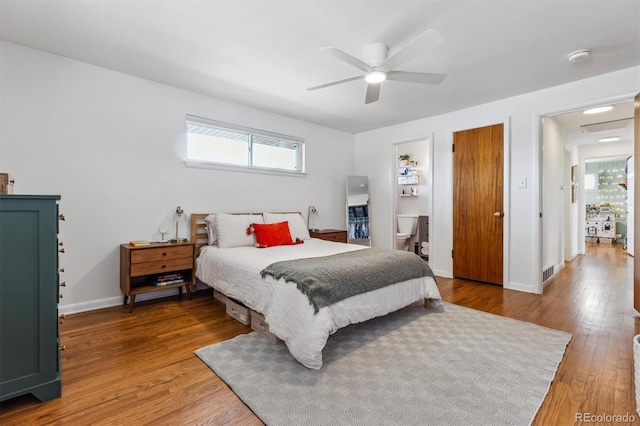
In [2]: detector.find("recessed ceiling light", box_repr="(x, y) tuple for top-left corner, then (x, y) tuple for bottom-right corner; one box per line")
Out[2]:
(584, 106), (613, 115)
(365, 71), (386, 84)
(598, 136), (621, 143)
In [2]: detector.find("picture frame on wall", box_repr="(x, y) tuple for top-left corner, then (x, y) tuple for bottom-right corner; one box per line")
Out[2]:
(571, 165), (578, 183)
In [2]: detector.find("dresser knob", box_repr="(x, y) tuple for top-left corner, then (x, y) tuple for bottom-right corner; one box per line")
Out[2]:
(59, 281), (66, 287)
(58, 214), (65, 221)
(59, 248), (65, 253)
(58, 345), (66, 351)
(58, 241), (64, 246)
(59, 268), (65, 273)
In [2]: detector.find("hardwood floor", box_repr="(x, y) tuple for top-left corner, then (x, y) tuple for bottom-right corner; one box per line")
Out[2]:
(1, 242), (638, 425)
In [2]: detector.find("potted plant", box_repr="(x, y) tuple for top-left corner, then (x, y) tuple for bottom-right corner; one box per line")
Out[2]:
(399, 155), (410, 166)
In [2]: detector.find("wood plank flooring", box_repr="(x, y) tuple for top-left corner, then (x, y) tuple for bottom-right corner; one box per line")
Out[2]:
(1, 242), (638, 425)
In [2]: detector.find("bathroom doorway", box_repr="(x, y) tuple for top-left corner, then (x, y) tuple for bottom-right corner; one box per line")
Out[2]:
(392, 137), (433, 261)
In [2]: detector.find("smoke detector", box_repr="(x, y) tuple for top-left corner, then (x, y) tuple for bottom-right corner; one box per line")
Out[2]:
(568, 49), (590, 63)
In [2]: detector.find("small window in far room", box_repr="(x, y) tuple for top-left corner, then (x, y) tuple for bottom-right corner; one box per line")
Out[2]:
(185, 115), (304, 175)
(584, 173), (597, 191)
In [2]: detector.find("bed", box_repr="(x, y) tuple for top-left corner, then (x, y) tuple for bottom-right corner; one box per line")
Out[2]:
(191, 212), (441, 369)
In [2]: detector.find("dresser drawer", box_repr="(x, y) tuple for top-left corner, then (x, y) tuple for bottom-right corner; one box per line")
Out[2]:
(131, 245), (192, 263)
(130, 257), (193, 277)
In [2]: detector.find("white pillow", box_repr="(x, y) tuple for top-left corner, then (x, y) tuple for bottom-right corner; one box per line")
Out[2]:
(204, 214), (217, 245)
(215, 213), (264, 248)
(263, 213), (311, 241)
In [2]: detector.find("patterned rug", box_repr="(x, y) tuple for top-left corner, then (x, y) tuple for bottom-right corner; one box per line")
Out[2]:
(195, 302), (571, 426)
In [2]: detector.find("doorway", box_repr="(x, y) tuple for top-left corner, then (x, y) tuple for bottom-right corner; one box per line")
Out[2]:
(392, 138), (432, 259)
(540, 99), (635, 290)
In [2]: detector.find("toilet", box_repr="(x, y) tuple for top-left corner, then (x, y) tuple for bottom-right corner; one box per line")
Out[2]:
(396, 214), (418, 250)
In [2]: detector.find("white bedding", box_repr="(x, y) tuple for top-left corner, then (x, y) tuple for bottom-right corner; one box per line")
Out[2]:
(196, 238), (441, 369)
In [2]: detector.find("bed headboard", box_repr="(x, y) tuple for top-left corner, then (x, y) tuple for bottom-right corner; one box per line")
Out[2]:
(190, 213), (211, 255)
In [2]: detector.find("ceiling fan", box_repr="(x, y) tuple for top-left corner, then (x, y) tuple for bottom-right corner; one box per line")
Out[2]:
(307, 29), (447, 104)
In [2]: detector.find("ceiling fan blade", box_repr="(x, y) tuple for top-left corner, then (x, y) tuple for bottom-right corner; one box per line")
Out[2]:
(307, 75), (363, 91)
(378, 29), (443, 72)
(320, 47), (374, 73)
(386, 71), (447, 85)
(365, 83), (381, 104)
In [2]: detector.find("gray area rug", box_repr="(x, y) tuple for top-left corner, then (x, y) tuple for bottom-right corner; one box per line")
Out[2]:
(195, 302), (571, 426)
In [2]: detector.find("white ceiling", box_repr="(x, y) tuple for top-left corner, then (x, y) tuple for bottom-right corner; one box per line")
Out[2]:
(1, 0), (639, 133)
(553, 100), (635, 146)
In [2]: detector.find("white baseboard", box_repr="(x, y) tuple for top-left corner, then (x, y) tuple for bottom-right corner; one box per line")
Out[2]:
(431, 269), (452, 279)
(59, 283), (211, 315)
(506, 281), (537, 294)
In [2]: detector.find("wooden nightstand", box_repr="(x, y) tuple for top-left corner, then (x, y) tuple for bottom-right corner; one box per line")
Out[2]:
(309, 229), (348, 243)
(120, 242), (195, 313)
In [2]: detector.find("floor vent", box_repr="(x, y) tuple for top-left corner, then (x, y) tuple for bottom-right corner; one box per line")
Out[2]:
(543, 265), (555, 282)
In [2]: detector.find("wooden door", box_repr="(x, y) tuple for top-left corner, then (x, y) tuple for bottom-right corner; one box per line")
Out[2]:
(633, 92), (640, 311)
(453, 124), (504, 285)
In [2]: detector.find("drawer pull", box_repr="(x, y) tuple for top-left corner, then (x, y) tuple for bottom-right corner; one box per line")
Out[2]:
(162, 252), (167, 256)
(59, 214), (66, 221)
(59, 281), (67, 287)
(59, 248), (65, 253)
(59, 268), (65, 273)
(58, 241), (64, 246)
(161, 265), (166, 269)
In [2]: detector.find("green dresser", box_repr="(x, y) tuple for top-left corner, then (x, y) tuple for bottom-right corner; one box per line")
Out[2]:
(0, 195), (62, 402)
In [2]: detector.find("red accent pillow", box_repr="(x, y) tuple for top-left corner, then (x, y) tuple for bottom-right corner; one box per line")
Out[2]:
(252, 221), (295, 248)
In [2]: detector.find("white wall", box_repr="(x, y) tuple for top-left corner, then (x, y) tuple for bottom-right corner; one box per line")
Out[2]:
(0, 41), (355, 313)
(542, 116), (565, 275)
(354, 66), (640, 292)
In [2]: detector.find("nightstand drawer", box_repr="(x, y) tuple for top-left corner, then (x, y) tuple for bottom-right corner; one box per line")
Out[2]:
(322, 232), (347, 243)
(130, 257), (193, 277)
(310, 229), (348, 243)
(131, 245), (193, 263)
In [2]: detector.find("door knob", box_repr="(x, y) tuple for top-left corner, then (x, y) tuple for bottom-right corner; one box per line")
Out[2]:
(493, 212), (504, 218)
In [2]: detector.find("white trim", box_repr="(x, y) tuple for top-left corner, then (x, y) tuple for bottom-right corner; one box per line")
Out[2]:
(59, 284), (210, 315)
(185, 160), (307, 177)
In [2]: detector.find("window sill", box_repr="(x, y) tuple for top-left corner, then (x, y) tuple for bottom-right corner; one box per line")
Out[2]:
(184, 160), (307, 178)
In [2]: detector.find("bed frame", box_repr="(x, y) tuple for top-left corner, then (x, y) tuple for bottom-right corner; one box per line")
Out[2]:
(190, 212), (432, 310)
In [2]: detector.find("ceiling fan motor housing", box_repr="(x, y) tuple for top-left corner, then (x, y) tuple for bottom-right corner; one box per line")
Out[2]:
(364, 42), (388, 67)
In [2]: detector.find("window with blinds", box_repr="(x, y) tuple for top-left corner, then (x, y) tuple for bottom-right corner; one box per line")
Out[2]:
(186, 115), (304, 174)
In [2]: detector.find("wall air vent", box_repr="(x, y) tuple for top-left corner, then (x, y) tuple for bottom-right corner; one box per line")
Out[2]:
(543, 265), (554, 282)
(580, 118), (633, 133)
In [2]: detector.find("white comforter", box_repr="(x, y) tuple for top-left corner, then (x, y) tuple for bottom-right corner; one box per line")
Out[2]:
(196, 238), (441, 369)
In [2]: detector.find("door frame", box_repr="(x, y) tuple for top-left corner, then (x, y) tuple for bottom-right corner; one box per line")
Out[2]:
(451, 118), (511, 289)
(390, 135), (434, 254)
(534, 91), (636, 294)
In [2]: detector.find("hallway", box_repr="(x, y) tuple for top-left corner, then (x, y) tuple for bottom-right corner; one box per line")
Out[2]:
(437, 242), (637, 424)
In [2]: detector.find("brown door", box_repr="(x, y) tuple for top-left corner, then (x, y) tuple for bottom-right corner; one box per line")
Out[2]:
(453, 123), (504, 285)
(634, 92), (640, 311)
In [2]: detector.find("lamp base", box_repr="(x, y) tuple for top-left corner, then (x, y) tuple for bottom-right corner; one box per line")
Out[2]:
(170, 238), (187, 244)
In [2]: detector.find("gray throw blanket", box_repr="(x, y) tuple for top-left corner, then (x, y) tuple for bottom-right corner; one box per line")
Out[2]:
(260, 248), (436, 313)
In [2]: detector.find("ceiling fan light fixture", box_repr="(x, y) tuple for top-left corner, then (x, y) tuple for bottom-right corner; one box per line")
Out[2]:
(584, 105), (613, 115)
(365, 71), (386, 84)
(598, 136), (621, 143)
